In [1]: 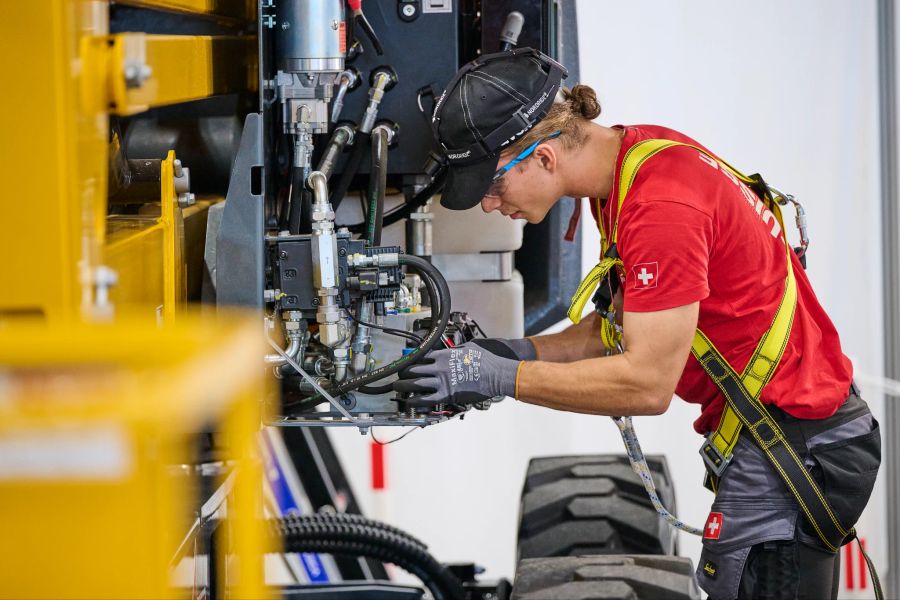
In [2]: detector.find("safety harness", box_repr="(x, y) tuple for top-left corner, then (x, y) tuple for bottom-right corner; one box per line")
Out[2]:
(569, 138), (882, 598)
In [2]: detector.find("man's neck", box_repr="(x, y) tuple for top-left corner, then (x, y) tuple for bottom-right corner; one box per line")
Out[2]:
(564, 123), (624, 201)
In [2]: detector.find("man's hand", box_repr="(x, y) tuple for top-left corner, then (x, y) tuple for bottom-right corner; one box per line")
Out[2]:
(394, 344), (521, 405)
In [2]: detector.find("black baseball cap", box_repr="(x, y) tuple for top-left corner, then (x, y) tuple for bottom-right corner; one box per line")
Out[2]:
(431, 48), (568, 210)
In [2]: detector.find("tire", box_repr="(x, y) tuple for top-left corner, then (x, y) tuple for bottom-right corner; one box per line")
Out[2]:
(517, 455), (677, 559)
(511, 555), (700, 600)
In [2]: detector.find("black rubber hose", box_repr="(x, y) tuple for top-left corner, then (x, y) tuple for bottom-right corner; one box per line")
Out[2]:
(345, 164), (447, 234)
(287, 254), (450, 407)
(286, 166), (305, 235)
(355, 253), (441, 396)
(289, 512), (428, 550)
(336, 254), (449, 395)
(270, 515), (463, 600)
(330, 130), (370, 211)
(367, 127), (389, 246)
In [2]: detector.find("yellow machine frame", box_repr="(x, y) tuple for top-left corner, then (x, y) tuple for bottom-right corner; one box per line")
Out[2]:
(0, 2), (269, 597)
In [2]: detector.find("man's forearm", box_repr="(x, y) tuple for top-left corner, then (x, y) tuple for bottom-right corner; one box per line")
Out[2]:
(515, 352), (674, 416)
(529, 312), (607, 362)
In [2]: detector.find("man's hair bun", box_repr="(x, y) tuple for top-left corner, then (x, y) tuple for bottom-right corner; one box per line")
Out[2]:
(566, 84), (601, 120)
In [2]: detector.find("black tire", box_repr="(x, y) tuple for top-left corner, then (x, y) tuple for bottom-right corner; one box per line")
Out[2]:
(511, 555), (700, 600)
(517, 455), (677, 559)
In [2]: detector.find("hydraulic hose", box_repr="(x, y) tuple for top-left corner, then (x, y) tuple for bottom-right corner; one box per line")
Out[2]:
(288, 511), (428, 550)
(286, 254), (451, 407)
(317, 124), (355, 180)
(338, 254), (449, 395)
(367, 126), (389, 246)
(286, 166), (306, 234)
(345, 164), (447, 234)
(270, 514), (464, 600)
(330, 130), (369, 211)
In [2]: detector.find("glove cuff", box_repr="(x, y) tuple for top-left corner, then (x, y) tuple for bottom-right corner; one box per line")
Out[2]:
(493, 355), (522, 399)
(504, 337), (538, 361)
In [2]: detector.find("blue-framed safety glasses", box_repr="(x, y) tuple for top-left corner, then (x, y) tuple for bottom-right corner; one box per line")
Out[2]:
(491, 130), (562, 183)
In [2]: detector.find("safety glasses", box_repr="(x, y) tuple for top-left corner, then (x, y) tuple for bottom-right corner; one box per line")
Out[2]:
(485, 131), (562, 197)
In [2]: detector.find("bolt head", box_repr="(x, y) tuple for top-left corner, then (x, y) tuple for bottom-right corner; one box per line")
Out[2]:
(402, 3), (416, 16)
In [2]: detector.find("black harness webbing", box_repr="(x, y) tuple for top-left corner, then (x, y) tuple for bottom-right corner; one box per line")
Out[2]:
(694, 330), (883, 598)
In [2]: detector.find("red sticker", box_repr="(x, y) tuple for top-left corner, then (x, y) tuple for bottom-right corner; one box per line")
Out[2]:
(339, 21), (347, 54)
(632, 261), (659, 289)
(704, 512), (723, 540)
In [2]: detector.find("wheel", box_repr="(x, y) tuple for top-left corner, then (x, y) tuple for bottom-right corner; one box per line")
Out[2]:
(511, 555), (700, 600)
(517, 455), (677, 559)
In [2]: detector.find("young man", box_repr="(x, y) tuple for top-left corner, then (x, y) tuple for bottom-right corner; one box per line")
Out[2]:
(395, 49), (881, 599)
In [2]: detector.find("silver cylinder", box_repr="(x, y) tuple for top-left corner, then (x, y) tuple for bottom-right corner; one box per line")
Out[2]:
(276, 0), (345, 73)
(406, 202), (434, 258)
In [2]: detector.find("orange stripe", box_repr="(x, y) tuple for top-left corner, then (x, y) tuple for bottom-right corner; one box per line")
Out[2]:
(514, 360), (525, 399)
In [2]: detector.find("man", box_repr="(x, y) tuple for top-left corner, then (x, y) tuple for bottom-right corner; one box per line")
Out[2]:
(395, 48), (881, 599)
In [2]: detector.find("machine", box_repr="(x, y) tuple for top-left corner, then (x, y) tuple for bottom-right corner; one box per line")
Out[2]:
(0, 1), (699, 599)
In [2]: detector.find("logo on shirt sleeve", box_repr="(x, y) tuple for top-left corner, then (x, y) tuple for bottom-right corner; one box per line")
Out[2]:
(632, 262), (659, 290)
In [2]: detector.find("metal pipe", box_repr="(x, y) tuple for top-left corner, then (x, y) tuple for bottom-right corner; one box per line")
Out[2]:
(307, 170), (344, 348)
(264, 334), (302, 365)
(878, 0), (900, 595)
(264, 312), (307, 366)
(331, 69), (360, 123)
(316, 124), (355, 179)
(351, 301), (374, 374)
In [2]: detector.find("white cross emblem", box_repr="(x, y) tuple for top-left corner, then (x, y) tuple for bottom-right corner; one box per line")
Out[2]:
(632, 262), (659, 290)
(637, 268), (654, 286)
(704, 511), (723, 539)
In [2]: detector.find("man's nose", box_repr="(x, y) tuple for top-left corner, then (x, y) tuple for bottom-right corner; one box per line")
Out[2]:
(481, 195), (501, 213)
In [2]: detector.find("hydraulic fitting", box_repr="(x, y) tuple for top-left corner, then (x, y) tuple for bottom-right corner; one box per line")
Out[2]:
(331, 68), (361, 123)
(360, 67), (398, 134)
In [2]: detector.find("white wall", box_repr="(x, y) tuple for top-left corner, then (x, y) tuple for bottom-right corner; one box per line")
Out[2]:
(329, 0), (886, 593)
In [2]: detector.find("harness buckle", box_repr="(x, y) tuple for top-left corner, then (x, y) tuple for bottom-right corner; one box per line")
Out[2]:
(700, 434), (733, 478)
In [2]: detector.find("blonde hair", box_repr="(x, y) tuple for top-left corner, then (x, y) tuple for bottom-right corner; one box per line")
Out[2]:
(505, 84), (601, 157)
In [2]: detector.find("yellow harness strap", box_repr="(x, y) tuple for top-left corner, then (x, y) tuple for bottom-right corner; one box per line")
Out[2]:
(569, 138), (797, 463)
(572, 139), (883, 586)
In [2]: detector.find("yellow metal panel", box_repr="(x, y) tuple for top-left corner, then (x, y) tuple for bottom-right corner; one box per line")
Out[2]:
(0, 1), (110, 322)
(108, 33), (256, 115)
(0, 313), (272, 599)
(106, 215), (167, 313)
(115, 0), (254, 21)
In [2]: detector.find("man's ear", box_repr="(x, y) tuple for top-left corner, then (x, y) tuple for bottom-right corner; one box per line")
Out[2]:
(533, 143), (558, 173)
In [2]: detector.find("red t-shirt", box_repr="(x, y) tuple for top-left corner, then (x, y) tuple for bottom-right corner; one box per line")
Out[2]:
(592, 125), (853, 433)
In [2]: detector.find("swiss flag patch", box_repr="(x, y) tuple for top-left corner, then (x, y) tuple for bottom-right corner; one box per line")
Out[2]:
(704, 512), (723, 540)
(632, 262), (659, 289)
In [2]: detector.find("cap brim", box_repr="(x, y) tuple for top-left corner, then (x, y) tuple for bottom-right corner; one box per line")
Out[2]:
(439, 154), (500, 210)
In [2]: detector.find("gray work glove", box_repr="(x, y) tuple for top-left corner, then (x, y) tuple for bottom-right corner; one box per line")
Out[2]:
(394, 344), (521, 405)
(469, 337), (537, 361)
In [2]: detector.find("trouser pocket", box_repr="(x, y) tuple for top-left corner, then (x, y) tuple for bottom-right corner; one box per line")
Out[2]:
(697, 504), (797, 600)
(804, 419), (881, 541)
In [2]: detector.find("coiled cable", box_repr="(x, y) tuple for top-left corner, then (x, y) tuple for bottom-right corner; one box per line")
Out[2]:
(269, 514), (464, 600)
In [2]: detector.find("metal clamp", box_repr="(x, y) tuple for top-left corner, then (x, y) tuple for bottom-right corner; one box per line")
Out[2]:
(699, 434), (733, 478)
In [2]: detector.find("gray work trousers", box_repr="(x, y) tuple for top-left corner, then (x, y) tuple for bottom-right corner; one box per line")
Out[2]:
(697, 392), (881, 600)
